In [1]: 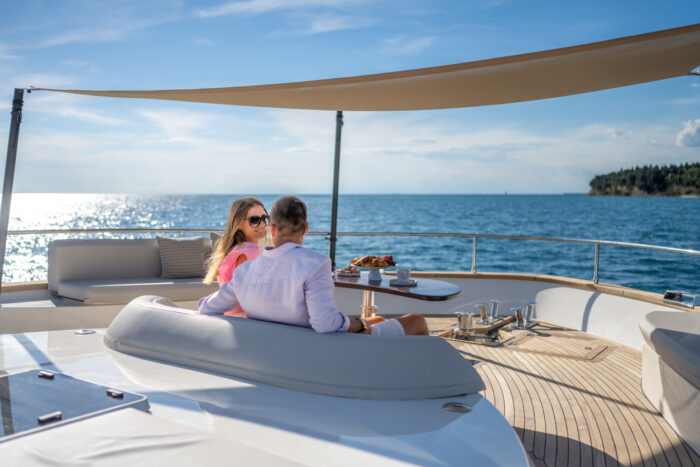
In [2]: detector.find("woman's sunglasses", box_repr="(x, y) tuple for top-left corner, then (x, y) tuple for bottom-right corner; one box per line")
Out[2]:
(247, 215), (270, 227)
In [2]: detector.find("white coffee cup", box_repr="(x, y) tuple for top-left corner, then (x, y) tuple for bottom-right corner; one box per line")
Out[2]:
(396, 268), (411, 282)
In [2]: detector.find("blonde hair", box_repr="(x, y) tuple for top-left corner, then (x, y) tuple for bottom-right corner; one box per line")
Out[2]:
(204, 197), (268, 284)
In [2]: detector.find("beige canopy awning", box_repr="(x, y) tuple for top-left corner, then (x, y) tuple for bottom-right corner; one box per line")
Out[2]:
(32, 23), (700, 111)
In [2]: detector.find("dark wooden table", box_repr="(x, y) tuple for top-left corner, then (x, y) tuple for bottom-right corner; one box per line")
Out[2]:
(333, 272), (461, 318)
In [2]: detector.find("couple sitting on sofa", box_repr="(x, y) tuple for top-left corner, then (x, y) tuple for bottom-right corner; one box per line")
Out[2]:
(198, 196), (427, 336)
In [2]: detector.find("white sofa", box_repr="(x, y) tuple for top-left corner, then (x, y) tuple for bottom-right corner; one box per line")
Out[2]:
(48, 239), (218, 305)
(105, 295), (485, 400)
(639, 310), (700, 454)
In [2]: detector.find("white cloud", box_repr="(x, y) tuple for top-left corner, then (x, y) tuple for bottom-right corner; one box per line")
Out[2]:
(194, 37), (216, 45)
(58, 108), (125, 126)
(381, 36), (436, 55)
(18, 92), (124, 126)
(10, 73), (77, 90)
(197, 0), (372, 36)
(137, 108), (217, 143)
(59, 59), (101, 73)
(197, 0), (353, 18)
(671, 96), (700, 105)
(305, 14), (366, 34)
(676, 119), (700, 147)
(5, 9), (182, 52)
(604, 128), (627, 140)
(198, 0), (286, 17)
(0, 42), (19, 60)
(35, 29), (130, 48)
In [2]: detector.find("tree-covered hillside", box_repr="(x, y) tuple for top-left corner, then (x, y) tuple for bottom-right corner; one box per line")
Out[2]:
(588, 163), (700, 196)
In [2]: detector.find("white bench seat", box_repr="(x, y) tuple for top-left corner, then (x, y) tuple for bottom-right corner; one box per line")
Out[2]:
(48, 238), (217, 305)
(58, 277), (217, 305)
(639, 310), (700, 454)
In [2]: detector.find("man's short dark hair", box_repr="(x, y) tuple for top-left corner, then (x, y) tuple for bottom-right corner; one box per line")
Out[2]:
(270, 196), (307, 237)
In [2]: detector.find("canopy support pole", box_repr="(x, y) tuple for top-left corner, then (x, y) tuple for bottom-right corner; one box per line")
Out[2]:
(0, 89), (24, 298)
(329, 110), (343, 270)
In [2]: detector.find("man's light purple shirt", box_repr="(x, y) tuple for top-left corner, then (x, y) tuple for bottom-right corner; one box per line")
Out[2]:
(198, 242), (350, 333)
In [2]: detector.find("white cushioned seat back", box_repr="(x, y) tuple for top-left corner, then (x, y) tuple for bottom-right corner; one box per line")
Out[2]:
(105, 296), (485, 400)
(639, 310), (700, 390)
(49, 239), (162, 292)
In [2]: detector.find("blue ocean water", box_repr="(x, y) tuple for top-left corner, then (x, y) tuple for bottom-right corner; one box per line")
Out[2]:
(4, 193), (699, 294)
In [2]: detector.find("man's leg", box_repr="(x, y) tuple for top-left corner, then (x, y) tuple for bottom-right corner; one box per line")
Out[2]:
(396, 314), (428, 335)
(366, 316), (386, 325)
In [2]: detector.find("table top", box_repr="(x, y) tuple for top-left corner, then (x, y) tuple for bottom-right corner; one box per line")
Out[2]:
(333, 273), (461, 301)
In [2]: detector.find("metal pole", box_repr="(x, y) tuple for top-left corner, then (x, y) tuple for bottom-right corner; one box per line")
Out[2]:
(0, 89), (24, 297)
(471, 236), (477, 273)
(329, 110), (343, 270)
(593, 243), (600, 284)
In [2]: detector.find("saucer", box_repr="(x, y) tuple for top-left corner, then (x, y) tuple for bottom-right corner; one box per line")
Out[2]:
(389, 278), (417, 287)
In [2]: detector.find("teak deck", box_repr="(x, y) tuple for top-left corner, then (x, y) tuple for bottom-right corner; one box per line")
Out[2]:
(426, 318), (700, 467)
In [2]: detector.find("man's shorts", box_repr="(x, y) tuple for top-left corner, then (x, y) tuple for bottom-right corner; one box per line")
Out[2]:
(369, 318), (405, 336)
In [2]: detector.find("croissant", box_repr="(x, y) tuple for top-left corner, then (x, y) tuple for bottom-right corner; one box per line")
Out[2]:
(351, 255), (395, 267)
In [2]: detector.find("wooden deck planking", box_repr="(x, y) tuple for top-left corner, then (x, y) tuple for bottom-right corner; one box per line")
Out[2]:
(427, 318), (700, 467)
(523, 351), (583, 467)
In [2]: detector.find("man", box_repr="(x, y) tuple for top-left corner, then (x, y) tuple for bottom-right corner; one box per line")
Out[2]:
(198, 196), (427, 336)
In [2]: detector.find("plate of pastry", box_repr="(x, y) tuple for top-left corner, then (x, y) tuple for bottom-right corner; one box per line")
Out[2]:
(350, 255), (396, 268)
(335, 265), (360, 277)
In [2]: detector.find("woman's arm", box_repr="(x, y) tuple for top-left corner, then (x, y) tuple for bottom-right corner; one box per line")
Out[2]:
(218, 251), (246, 285)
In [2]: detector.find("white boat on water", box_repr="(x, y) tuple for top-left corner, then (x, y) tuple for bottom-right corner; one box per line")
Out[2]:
(1, 24), (699, 466)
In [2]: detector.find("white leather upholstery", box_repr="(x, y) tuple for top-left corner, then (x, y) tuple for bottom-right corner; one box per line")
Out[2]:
(105, 295), (486, 400)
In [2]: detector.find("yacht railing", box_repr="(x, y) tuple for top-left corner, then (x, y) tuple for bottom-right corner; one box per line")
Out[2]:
(7, 229), (700, 284)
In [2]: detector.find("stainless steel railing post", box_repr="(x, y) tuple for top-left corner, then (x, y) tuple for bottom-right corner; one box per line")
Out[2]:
(593, 243), (600, 284)
(471, 236), (477, 273)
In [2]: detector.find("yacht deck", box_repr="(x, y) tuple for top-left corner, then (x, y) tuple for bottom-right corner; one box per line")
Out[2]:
(426, 318), (700, 467)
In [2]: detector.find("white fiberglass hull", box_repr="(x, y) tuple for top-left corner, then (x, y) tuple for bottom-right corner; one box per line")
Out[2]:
(0, 329), (531, 466)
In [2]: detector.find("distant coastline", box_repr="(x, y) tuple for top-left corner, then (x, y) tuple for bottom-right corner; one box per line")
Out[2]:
(588, 163), (700, 197)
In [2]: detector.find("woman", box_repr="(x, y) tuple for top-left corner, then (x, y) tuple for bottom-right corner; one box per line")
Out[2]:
(200, 196), (428, 336)
(204, 197), (270, 317)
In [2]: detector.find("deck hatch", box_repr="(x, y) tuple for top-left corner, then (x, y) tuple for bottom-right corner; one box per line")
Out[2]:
(0, 370), (149, 442)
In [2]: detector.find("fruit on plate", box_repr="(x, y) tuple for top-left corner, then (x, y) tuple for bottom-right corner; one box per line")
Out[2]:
(350, 255), (396, 267)
(336, 265), (359, 274)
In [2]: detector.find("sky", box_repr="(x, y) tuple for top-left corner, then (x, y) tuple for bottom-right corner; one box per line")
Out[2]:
(0, 0), (699, 194)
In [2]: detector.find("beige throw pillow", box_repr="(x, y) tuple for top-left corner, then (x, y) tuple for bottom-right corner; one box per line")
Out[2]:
(209, 232), (222, 251)
(156, 236), (206, 279)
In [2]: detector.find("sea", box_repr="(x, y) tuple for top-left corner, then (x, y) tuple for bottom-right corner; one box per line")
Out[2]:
(4, 193), (699, 295)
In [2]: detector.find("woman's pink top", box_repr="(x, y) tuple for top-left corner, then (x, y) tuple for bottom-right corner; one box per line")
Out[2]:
(218, 242), (260, 317)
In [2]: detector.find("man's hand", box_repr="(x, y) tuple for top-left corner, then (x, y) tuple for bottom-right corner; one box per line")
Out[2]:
(347, 317), (370, 334)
